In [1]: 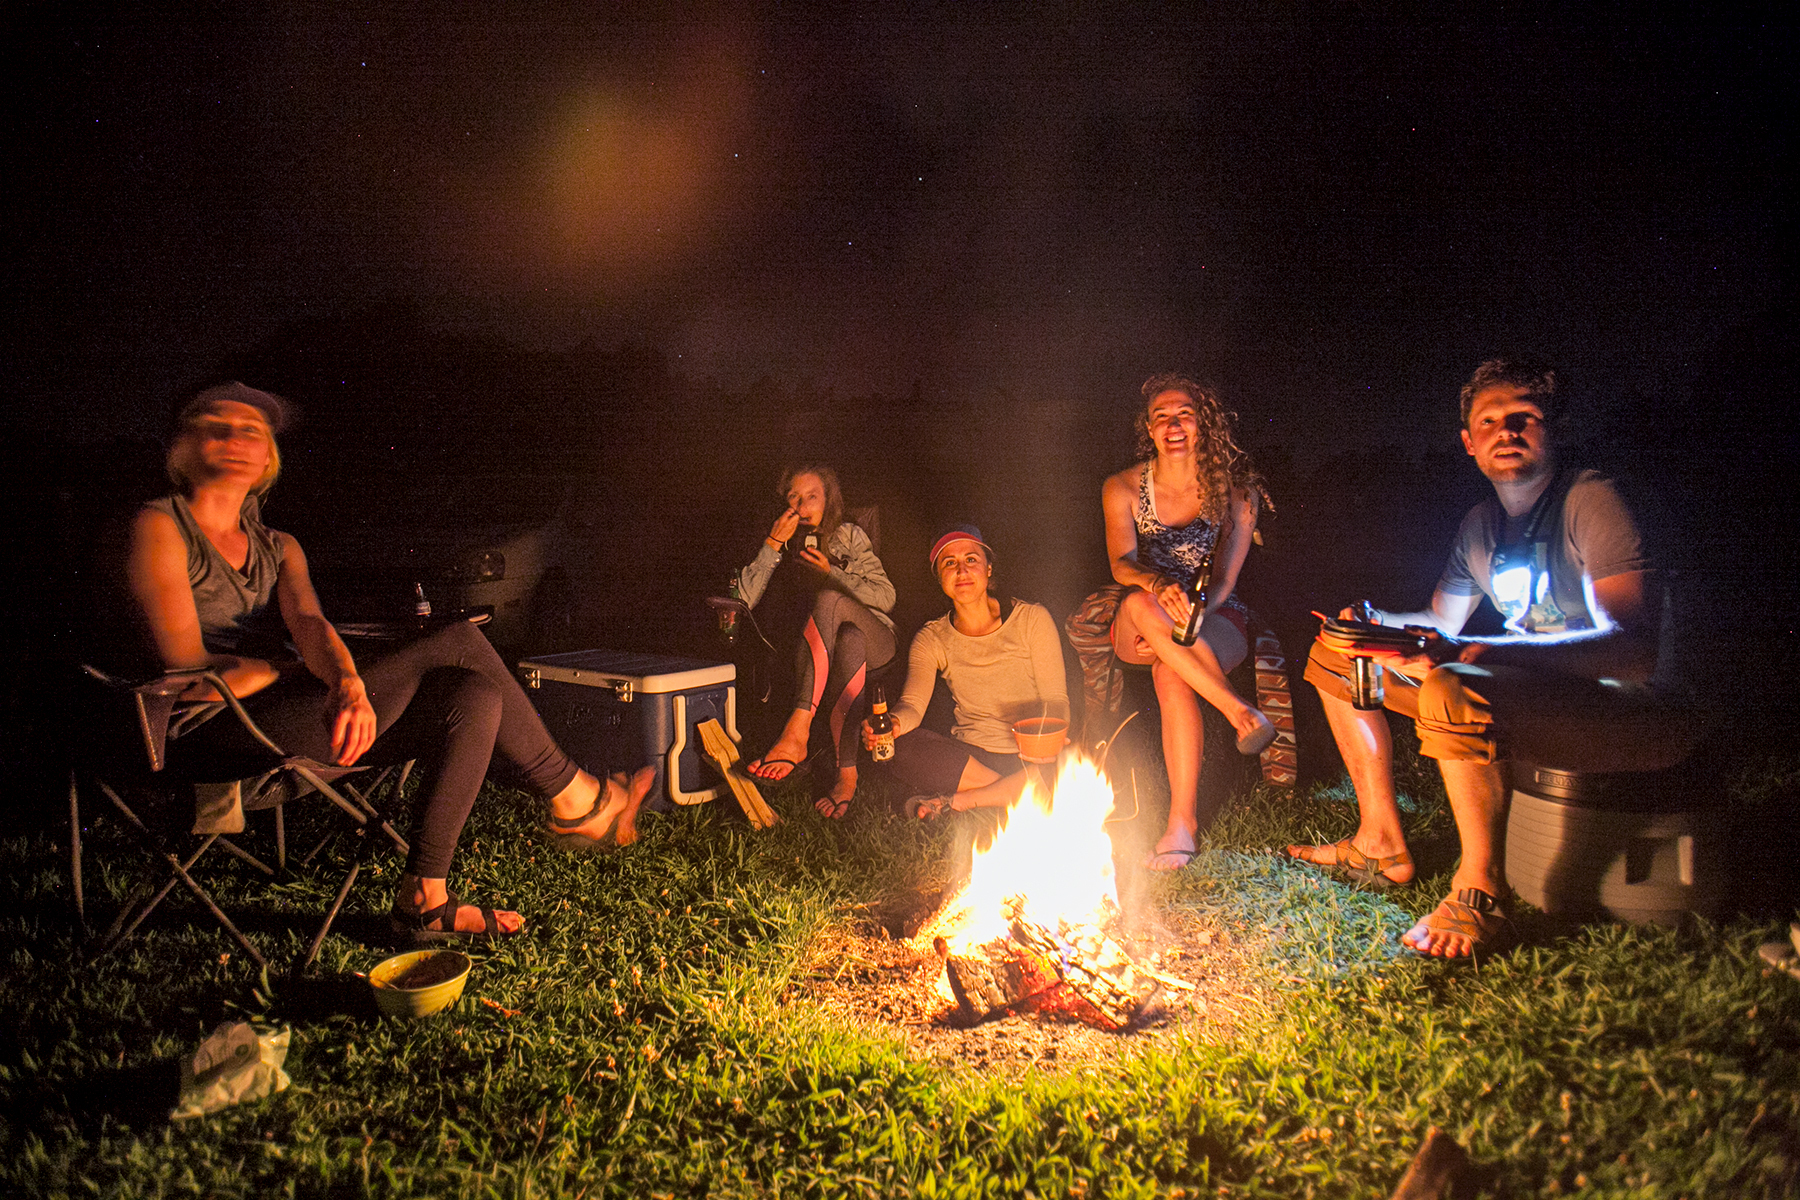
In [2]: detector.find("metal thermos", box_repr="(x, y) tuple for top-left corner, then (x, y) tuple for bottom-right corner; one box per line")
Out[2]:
(1350, 655), (1384, 710)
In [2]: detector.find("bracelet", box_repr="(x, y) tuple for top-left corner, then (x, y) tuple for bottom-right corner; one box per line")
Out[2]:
(765, 536), (782, 550)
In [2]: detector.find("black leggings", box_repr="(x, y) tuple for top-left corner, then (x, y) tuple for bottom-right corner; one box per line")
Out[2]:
(179, 621), (579, 878)
(793, 589), (896, 769)
(884, 727), (1021, 798)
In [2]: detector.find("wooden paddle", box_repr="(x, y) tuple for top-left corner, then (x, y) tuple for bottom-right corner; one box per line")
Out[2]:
(695, 719), (779, 829)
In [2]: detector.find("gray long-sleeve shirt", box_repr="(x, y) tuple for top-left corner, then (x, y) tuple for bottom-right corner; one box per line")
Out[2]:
(737, 522), (895, 629)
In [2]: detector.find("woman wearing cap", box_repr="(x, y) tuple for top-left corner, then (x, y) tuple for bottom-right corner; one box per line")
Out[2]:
(863, 525), (1068, 819)
(1102, 374), (1274, 871)
(738, 464), (896, 819)
(124, 382), (652, 945)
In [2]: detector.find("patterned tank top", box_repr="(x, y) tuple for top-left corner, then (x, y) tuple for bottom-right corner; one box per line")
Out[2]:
(1133, 462), (1220, 582)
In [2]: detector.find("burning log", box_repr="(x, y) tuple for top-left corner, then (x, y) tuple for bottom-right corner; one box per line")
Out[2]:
(934, 936), (1061, 1022)
(1006, 903), (1158, 1030)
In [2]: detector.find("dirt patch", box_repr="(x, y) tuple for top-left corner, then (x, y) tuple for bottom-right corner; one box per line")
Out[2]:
(786, 900), (1268, 1074)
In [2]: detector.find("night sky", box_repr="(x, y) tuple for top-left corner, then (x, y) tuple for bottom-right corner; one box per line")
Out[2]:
(3, 2), (1789, 449)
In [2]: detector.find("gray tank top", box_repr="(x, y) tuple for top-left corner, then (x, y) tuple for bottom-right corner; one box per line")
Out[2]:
(146, 493), (289, 659)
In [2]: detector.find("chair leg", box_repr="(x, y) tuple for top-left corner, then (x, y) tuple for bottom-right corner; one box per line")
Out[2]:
(296, 855), (362, 978)
(275, 800), (285, 871)
(92, 781), (271, 972)
(69, 769), (87, 935)
(292, 764), (410, 856)
(215, 837), (276, 876)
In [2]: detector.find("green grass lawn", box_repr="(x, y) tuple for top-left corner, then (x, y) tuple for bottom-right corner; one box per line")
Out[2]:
(2, 746), (1796, 1199)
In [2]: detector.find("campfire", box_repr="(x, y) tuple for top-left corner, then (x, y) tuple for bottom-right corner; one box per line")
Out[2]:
(918, 755), (1194, 1030)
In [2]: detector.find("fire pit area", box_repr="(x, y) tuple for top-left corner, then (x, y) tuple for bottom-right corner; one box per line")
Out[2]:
(787, 756), (1271, 1068)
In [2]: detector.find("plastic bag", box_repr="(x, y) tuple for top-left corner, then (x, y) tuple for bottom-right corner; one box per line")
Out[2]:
(170, 1019), (290, 1120)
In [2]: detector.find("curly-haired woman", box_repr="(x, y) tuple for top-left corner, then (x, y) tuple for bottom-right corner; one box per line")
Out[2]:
(1102, 374), (1274, 871)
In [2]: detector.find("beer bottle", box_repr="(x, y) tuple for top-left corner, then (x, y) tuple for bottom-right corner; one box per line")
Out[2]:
(1170, 552), (1213, 647)
(719, 570), (741, 643)
(412, 582), (432, 620)
(868, 683), (896, 762)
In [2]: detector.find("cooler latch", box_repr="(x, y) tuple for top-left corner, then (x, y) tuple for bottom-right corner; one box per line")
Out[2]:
(520, 666), (541, 689)
(607, 679), (633, 702)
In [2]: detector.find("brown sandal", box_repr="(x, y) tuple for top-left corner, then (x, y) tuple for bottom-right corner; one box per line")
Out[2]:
(1404, 887), (1513, 959)
(1285, 837), (1414, 889)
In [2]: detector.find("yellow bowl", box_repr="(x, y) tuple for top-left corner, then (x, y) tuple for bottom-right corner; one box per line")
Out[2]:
(368, 949), (471, 1018)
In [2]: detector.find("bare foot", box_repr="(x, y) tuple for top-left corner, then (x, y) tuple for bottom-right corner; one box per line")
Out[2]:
(552, 765), (654, 847)
(905, 794), (956, 820)
(397, 877), (525, 935)
(1284, 835), (1414, 886)
(1230, 707), (1277, 755)
(1401, 880), (1509, 958)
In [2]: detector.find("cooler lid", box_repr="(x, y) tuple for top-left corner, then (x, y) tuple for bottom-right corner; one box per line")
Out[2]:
(518, 649), (735, 692)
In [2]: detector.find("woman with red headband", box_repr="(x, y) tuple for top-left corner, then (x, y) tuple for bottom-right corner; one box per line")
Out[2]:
(863, 524), (1068, 820)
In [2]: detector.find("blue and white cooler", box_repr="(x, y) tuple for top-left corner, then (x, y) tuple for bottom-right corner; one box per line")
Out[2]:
(517, 650), (738, 811)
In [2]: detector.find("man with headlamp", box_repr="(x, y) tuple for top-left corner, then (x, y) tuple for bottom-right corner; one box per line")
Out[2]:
(1289, 358), (1693, 959)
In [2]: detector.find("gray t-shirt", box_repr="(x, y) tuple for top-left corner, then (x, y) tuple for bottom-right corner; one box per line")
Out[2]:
(1438, 469), (1649, 634)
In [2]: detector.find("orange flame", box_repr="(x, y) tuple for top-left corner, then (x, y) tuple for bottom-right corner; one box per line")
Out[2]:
(928, 755), (1118, 953)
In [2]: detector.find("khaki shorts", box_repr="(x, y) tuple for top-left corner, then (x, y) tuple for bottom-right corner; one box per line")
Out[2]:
(1305, 637), (1695, 771)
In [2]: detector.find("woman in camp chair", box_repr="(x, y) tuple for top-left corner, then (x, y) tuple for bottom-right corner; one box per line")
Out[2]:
(124, 382), (651, 945)
(737, 464), (897, 819)
(1101, 374), (1274, 872)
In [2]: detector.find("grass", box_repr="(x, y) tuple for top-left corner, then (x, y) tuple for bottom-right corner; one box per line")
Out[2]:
(1, 741), (1797, 1199)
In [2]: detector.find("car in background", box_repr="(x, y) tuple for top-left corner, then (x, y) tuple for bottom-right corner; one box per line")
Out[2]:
(270, 468), (582, 656)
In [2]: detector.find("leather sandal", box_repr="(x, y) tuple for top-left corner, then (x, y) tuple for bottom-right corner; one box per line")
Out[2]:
(389, 892), (521, 948)
(1404, 887), (1513, 959)
(1285, 837), (1414, 889)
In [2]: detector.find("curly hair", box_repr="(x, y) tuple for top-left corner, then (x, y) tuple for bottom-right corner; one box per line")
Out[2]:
(775, 463), (844, 540)
(1134, 373), (1271, 523)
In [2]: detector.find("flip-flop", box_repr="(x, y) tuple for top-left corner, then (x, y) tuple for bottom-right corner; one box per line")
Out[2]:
(1236, 710), (1279, 756)
(814, 791), (852, 819)
(1285, 837), (1414, 889)
(748, 756), (806, 782)
(1403, 887), (1513, 960)
(389, 892), (522, 948)
(1145, 847), (1197, 872)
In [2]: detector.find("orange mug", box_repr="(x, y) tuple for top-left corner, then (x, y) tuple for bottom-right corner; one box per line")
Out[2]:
(1011, 716), (1069, 764)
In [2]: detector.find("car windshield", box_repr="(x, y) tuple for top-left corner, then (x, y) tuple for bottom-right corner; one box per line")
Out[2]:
(274, 470), (569, 532)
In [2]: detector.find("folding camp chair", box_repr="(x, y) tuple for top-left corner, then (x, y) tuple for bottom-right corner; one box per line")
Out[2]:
(70, 664), (411, 974)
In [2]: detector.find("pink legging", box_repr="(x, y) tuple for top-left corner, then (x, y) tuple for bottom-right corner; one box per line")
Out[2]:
(793, 589), (896, 768)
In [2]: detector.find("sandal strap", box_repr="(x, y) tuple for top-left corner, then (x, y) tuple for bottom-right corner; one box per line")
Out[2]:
(1294, 838), (1413, 877)
(1339, 840), (1413, 878)
(394, 890), (460, 932)
(548, 794), (604, 831)
(1421, 888), (1509, 940)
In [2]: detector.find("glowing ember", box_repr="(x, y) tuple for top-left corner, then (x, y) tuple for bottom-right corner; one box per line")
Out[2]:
(924, 755), (1119, 953)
